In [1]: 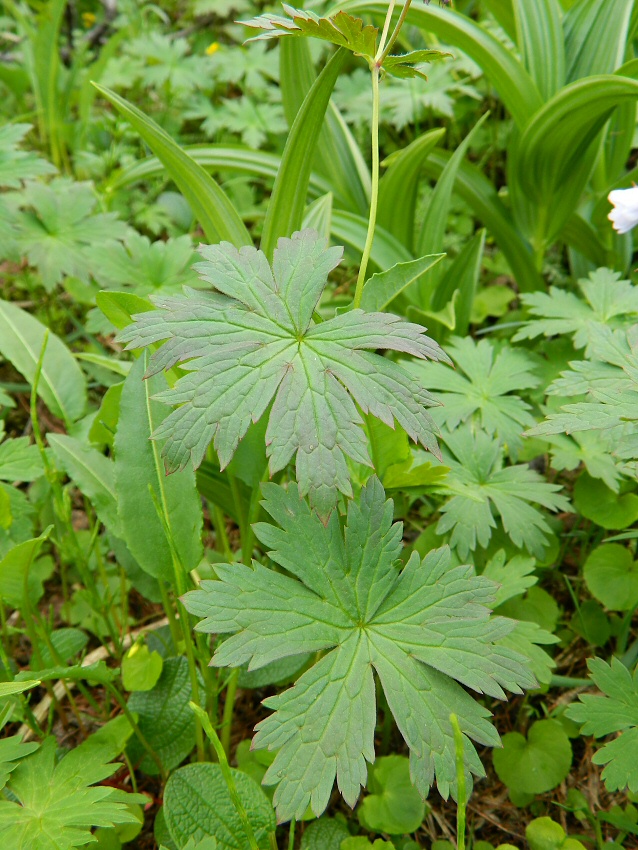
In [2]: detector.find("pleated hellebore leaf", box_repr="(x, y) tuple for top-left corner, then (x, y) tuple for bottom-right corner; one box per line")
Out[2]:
(183, 478), (535, 821)
(118, 230), (448, 517)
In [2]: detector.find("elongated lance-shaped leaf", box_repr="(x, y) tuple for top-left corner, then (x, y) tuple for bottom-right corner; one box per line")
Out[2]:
(118, 230), (449, 518)
(513, 0), (565, 101)
(93, 84), (250, 248)
(183, 478), (535, 821)
(260, 47), (348, 258)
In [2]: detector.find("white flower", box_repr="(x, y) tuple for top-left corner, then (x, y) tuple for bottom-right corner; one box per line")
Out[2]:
(608, 186), (638, 234)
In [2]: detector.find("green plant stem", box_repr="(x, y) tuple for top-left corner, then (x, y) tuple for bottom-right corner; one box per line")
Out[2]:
(105, 681), (167, 779)
(550, 674), (591, 688)
(288, 818), (296, 850)
(352, 62), (380, 309)
(212, 505), (233, 561)
(450, 713), (467, 850)
(159, 581), (182, 652)
(221, 668), (239, 759)
(189, 702), (261, 850)
(379, 0), (412, 65)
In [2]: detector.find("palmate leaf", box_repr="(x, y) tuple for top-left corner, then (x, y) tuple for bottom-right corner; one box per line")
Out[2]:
(242, 5), (445, 79)
(514, 268), (638, 353)
(435, 427), (570, 559)
(183, 478), (534, 821)
(0, 736), (145, 849)
(566, 657), (638, 794)
(408, 337), (539, 458)
(119, 230), (448, 517)
(529, 325), (638, 466)
(0, 124), (56, 189)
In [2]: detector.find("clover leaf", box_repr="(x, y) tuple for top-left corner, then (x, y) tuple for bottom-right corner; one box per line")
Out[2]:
(183, 478), (535, 821)
(119, 230), (449, 517)
(566, 657), (638, 794)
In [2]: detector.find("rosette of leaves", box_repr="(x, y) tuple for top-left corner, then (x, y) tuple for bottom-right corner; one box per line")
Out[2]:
(242, 4), (446, 79)
(118, 230), (449, 517)
(183, 477), (535, 821)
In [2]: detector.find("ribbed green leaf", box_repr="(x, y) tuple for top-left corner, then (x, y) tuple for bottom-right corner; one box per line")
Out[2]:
(360, 254), (444, 313)
(93, 84), (250, 247)
(420, 151), (542, 292)
(302, 192), (333, 239)
(564, 0), (633, 80)
(340, 0), (543, 128)
(260, 48), (347, 258)
(481, 0), (516, 41)
(378, 128), (446, 249)
(432, 228), (485, 336)
(516, 75), (638, 201)
(513, 0), (564, 100)
(106, 145), (333, 201)
(562, 215), (609, 268)
(280, 38), (370, 215)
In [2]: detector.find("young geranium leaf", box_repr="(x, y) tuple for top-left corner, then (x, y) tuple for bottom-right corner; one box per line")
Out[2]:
(409, 336), (539, 458)
(118, 230), (448, 517)
(565, 657), (638, 793)
(383, 50), (445, 81)
(243, 6), (379, 61)
(183, 478), (534, 821)
(0, 736), (146, 848)
(435, 427), (570, 558)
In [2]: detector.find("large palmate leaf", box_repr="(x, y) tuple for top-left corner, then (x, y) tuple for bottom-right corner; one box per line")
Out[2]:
(183, 478), (534, 821)
(408, 337), (539, 458)
(566, 657), (638, 794)
(514, 268), (638, 352)
(118, 230), (449, 516)
(435, 427), (570, 559)
(0, 124), (55, 188)
(0, 735), (145, 848)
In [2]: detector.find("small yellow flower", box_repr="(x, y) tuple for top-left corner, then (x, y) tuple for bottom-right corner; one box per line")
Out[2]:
(206, 42), (220, 56)
(82, 11), (96, 27)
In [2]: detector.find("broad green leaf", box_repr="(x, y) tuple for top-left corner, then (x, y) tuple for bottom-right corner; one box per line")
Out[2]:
(184, 478), (534, 820)
(564, 0), (634, 80)
(118, 231), (448, 517)
(16, 661), (119, 686)
(0, 299), (87, 424)
(122, 642), (163, 692)
(340, 0), (543, 128)
(583, 544), (638, 612)
(93, 84), (250, 248)
(566, 657), (638, 793)
(378, 127), (446, 247)
(410, 337), (539, 459)
(573, 474), (638, 529)
(96, 291), (154, 332)
(127, 657), (199, 775)
(0, 736), (39, 791)
(260, 48), (347, 258)
(498, 586), (560, 634)
(303, 192), (333, 240)
(526, 818), (586, 850)
(114, 355), (203, 582)
(358, 755), (426, 835)
(0, 681), (40, 697)
(300, 818), (350, 849)
(0, 436), (43, 482)
(47, 434), (121, 537)
(0, 735), (145, 849)
(0, 528), (52, 609)
(493, 719), (572, 794)
(238, 654), (309, 689)
(360, 254), (444, 313)
(435, 428), (569, 558)
(513, 0), (564, 100)
(34, 627), (88, 670)
(164, 762), (275, 850)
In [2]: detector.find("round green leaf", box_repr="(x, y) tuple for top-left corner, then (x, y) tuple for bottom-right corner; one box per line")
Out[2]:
(163, 762), (275, 850)
(574, 475), (638, 530)
(569, 599), (611, 646)
(583, 544), (638, 611)
(299, 817), (350, 849)
(122, 643), (163, 692)
(493, 720), (572, 794)
(358, 755), (426, 835)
